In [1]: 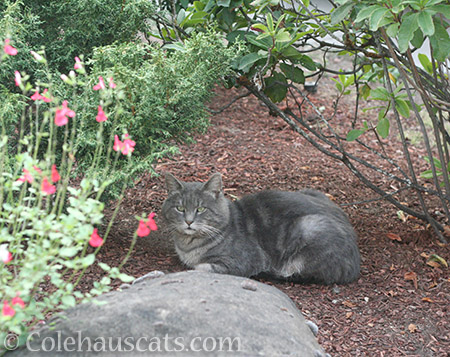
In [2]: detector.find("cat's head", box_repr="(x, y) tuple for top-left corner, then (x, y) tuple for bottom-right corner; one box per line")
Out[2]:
(161, 173), (230, 239)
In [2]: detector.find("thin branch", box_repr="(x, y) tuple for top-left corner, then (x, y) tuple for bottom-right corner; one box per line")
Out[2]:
(207, 90), (252, 114)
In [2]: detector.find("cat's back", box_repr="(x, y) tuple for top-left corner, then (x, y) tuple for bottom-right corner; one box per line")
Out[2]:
(236, 189), (344, 218)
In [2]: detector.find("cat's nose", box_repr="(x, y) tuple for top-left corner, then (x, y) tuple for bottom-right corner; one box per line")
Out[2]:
(185, 219), (194, 226)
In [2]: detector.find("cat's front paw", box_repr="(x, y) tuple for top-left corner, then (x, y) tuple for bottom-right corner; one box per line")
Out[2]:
(194, 263), (216, 273)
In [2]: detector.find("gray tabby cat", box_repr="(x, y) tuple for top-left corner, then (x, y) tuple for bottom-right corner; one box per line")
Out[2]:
(162, 173), (360, 285)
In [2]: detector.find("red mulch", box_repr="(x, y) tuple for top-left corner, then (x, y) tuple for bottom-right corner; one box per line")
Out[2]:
(84, 84), (449, 356)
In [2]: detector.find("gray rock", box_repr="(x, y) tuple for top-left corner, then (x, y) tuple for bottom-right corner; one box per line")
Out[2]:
(8, 271), (327, 356)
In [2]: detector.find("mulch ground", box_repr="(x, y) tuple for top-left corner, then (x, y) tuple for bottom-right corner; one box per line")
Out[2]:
(84, 83), (449, 356)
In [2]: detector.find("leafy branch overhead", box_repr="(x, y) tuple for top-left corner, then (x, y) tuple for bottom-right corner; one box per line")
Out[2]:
(154, 0), (450, 242)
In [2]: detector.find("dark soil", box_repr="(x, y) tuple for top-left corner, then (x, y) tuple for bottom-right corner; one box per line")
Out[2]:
(88, 84), (449, 356)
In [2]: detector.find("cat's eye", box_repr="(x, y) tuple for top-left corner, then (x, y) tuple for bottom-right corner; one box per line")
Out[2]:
(176, 206), (185, 212)
(197, 207), (206, 213)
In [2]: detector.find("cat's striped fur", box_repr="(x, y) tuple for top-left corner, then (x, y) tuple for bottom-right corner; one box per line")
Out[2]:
(162, 173), (360, 285)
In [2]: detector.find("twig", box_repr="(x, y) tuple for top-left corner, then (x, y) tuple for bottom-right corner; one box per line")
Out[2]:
(207, 90), (252, 114)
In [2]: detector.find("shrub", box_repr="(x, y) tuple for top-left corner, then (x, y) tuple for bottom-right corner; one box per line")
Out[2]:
(156, 0), (450, 242)
(0, 0), (155, 79)
(37, 31), (240, 199)
(0, 40), (160, 350)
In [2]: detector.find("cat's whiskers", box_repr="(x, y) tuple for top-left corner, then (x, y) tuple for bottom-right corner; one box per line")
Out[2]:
(199, 224), (224, 242)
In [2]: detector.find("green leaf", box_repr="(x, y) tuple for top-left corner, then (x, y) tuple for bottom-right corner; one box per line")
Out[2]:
(61, 295), (76, 307)
(431, 156), (442, 169)
(218, 0), (231, 6)
(429, 20), (450, 62)
(421, 170), (437, 179)
(66, 207), (86, 222)
(194, 1), (205, 11)
(252, 23), (268, 32)
(238, 52), (265, 72)
(82, 254), (96, 267)
(377, 117), (390, 138)
(346, 129), (366, 141)
(176, 9), (186, 24)
(428, 254), (448, 268)
(275, 29), (291, 43)
(98, 262), (111, 271)
(220, 7), (235, 26)
(162, 43), (187, 52)
(331, 78), (343, 92)
(395, 99), (410, 118)
(354, 5), (382, 23)
(298, 54), (317, 71)
(280, 63), (305, 84)
(118, 273), (135, 283)
(266, 13), (274, 32)
(264, 72), (288, 103)
(59, 247), (79, 258)
(204, 0), (216, 12)
(430, 4), (450, 19)
(386, 23), (399, 37)
(359, 83), (371, 100)
(418, 53), (433, 74)
(411, 28), (425, 49)
(246, 33), (273, 49)
(398, 12), (419, 53)
(370, 87), (390, 101)
(417, 10), (435, 37)
(369, 8), (390, 31)
(330, 2), (354, 25)
(227, 30), (247, 43)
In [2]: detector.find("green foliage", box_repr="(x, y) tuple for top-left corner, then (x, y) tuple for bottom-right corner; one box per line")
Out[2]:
(0, 47), (145, 346)
(157, 0), (450, 138)
(334, 0), (450, 59)
(156, 0), (317, 103)
(0, 1), (41, 89)
(52, 32), (238, 198)
(1, 0), (155, 77)
(157, 0), (450, 241)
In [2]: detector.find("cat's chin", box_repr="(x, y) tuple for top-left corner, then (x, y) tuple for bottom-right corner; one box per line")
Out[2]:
(181, 228), (197, 236)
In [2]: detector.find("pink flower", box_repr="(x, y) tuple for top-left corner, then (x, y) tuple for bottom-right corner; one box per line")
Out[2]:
(11, 296), (25, 309)
(113, 134), (135, 155)
(146, 212), (158, 231)
(51, 164), (60, 183)
(137, 219), (151, 237)
(17, 168), (33, 184)
(4, 39), (17, 56)
(108, 77), (117, 89)
(33, 165), (42, 174)
(93, 76), (106, 91)
(122, 134), (136, 155)
(0, 244), (12, 264)
(31, 89), (52, 103)
(74, 56), (83, 70)
(14, 71), (21, 87)
(31, 90), (41, 101)
(41, 89), (52, 103)
(96, 105), (107, 122)
(55, 100), (75, 126)
(2, 301), (15, 317)
(136, 213), (158, 237)
(89, 228), (104, 247)
(113, 135), (122, 152)
(41, 177), (56, 195)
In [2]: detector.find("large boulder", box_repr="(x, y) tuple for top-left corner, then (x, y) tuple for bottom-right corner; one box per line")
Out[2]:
(8, 271), (327, 356)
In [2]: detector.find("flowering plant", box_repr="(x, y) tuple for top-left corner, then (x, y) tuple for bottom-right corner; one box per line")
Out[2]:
(0, 40), (157, 349)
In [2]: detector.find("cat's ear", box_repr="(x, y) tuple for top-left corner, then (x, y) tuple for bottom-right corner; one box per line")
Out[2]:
(202, 173), (223, 198)
(165, 173), (183, 193)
